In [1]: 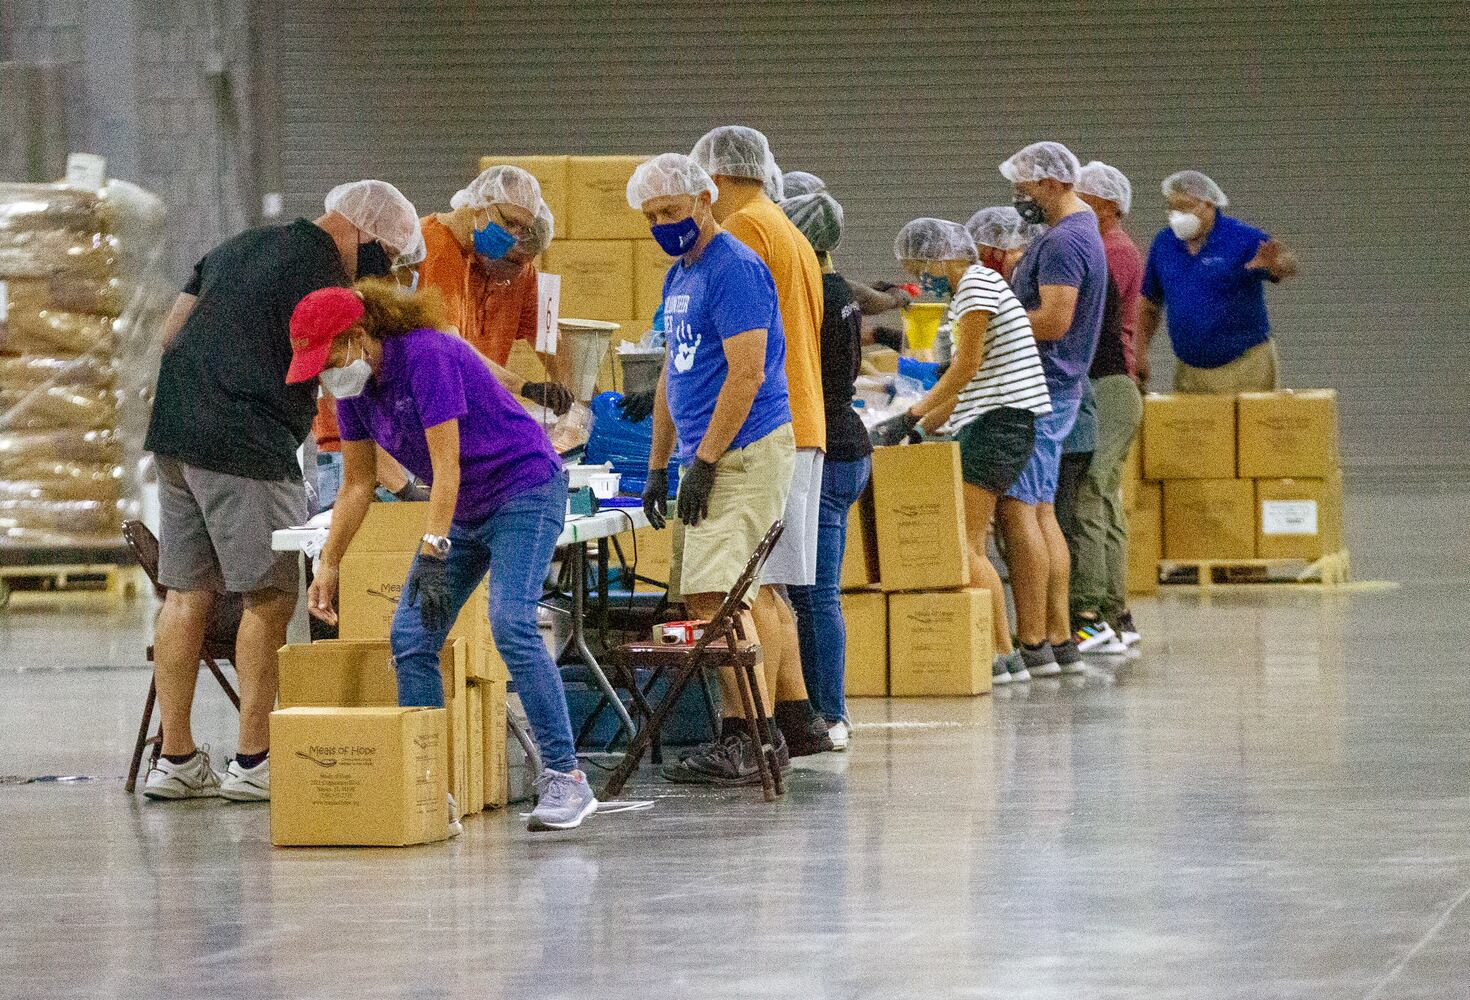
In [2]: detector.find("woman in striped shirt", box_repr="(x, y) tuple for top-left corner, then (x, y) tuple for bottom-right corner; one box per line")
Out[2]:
(890, 215), (1052, 686)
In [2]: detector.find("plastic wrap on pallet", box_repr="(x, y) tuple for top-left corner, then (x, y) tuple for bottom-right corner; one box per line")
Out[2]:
(0, 177), (169, 551)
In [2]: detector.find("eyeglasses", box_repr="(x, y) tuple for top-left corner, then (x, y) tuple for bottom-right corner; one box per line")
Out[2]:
(473, 206), (533, 240)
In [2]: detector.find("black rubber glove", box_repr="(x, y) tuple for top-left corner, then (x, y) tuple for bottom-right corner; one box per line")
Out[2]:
(522, 381), (574, 415)
(676, 458), (718, 527)
(618, 389), (656, 423)
(642, 467), (669, 530)
(870, 411), (921, 447)
(393, 479), (431, 502)
(403, 554), (451, 632)
(873, 326), (903, 352)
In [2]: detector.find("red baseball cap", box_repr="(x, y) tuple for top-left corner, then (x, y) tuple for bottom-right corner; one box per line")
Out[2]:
(287, 287), (365, 384)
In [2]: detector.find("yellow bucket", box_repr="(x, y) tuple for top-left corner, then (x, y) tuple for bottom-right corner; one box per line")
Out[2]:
(901, 302), (948, 352)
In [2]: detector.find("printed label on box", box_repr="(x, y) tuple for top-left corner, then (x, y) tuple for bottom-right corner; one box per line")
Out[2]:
(1261, 500), (1318, 535)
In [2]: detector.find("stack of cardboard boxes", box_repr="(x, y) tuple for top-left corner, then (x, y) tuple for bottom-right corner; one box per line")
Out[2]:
(484, 155), (672, 394)
(268, 504), (511, 847)
(840, 443), (994, 699)
(1125, 389), (1343, 588)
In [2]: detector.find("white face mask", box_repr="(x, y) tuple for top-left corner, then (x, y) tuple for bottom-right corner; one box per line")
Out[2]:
(1168, 210), (1202, 240)
(320, 357), (372, 399)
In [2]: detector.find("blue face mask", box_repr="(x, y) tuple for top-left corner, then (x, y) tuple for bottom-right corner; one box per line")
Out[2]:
(650, 217), (701, 257)
(920, 271), (951, 298)
(472, 219), (517, 261)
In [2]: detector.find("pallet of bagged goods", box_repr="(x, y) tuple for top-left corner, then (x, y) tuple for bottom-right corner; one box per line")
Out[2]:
(0, 169), (170, 603)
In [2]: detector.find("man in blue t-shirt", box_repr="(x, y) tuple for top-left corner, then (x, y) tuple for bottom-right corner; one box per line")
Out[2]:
(995, 140), (1111, 680)
(1138, 169), (1298, 392)
(626, 153), (797, 784)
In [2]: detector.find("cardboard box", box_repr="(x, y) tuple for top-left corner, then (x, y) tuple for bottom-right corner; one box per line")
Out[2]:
(633, 240), (673, 322)
(1237, 389), (1340, 479)
(1255, 475), (1343, 560)
(840, 488), (880, 591)
(270, 707), (448, 847)
(479, 680), (509, 809)
(541, 240), (634, 321)
(566, 155), (650, 240)
(863, 346), (900, 374)
(478, 155), (570, 234)
(871, 443), (969, 593)
(1143, 393), (1236, 480)
(841, 591), (888, 697)
(612, 523), (673, 592)
(888, 589), (993, 697)
(337, 502), (507, 682)
(1127, 481), (1162, 594)
(466, 679), (485, 815)
(1163, 478), (1256, 560)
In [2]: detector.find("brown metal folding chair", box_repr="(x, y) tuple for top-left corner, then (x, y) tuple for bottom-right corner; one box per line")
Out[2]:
(601, 521), (785, 802)
(121, 520), (241, 793)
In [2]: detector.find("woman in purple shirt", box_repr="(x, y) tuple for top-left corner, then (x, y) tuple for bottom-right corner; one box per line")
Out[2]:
(287, 282), (595, 832)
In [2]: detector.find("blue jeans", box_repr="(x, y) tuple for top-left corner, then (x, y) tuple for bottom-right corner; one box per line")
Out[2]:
(389, 471), (577, 774)
(789, 456), (871, 724)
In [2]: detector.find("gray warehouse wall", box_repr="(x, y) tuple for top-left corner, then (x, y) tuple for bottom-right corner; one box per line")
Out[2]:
(272, 0), (1470, 476)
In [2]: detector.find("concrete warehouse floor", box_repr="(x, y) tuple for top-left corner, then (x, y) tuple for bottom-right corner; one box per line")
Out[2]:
(1, 478), (1466, 999)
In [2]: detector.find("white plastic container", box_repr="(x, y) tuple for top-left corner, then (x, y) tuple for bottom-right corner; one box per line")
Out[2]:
(588, 472), (622, 499)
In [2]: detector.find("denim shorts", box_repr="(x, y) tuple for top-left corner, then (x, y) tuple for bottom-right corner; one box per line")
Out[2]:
(1006, 394), (1082, 506)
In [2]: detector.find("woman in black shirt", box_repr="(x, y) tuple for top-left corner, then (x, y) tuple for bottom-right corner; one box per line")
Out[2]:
(781, 193), (872, 751)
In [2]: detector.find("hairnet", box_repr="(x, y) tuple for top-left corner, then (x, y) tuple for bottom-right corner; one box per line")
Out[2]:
(894, 218), (977, 262)
(449, 164), (543, 217)
(965, 206), (1036, 251)
(690, 125), (772, 182)
(626, 153), (719, 209)
(763, 157), (785, 201)
(395, 226), (427, 267)
(781, 171), (827, 197)
(1076, 160), (1133, 214)
(324, 179), (421, 257)
(781, 193), (844, 253)
(999, 141), (1081, 185)
(1162, 169), (1229, 207)
(527, 199), (555, 254)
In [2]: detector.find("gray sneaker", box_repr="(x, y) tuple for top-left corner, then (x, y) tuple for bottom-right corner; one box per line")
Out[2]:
(1005, 650), (1031, 683)
(992, 653), (1012, 686)
(528, 768), (597, 831)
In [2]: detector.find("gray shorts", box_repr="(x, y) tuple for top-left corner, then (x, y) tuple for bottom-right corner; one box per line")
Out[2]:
(155, 455), (306, 595)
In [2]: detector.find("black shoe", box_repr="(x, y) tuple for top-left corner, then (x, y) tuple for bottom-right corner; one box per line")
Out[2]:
(660, 734), (762, 786)
(774, 702), (833, 757)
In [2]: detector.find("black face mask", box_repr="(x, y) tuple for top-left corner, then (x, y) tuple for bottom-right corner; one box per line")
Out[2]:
(1014, 196), (1046, 226)
(356, 240), (392, 278)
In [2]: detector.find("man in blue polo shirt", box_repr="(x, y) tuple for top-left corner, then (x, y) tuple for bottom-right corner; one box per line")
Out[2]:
(1138, 170), (1299, 392)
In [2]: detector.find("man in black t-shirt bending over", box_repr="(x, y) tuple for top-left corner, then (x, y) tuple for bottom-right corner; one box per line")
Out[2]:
(141, 180), (423, 804)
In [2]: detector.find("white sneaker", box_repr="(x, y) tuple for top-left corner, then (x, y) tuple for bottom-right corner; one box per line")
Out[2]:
(448, 794), (463, 839)
(827, 720), (850, 752)
(1120, 629), (1141, 648)
(1087, 636), (1129, 656)
(219, 756), (270, 802)
(1074, 620), (1117, 652)
(143, 747), (222, 800)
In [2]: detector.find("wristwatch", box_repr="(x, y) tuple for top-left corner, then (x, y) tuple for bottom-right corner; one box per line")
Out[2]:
(421, 533), (451, 558)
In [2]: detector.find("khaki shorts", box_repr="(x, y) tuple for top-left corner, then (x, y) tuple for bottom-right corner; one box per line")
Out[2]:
(1174, 339), (1281, 394)
(155, 455), (306, 595)
(671, 423), (795, 602)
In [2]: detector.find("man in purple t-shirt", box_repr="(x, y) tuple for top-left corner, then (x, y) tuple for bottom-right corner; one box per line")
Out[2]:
(996, 141), (1110, 680)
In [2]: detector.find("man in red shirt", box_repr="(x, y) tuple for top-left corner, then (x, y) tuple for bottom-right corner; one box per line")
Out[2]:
(1073, 160), (1145, 648)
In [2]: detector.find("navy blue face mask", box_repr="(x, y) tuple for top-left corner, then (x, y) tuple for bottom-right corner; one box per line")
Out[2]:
(356, 240), (392, 278)
(650, 216), (700, 256)
(472, 219), (517, 260)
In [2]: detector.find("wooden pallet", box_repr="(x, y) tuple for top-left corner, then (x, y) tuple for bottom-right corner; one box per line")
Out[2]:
(0, 562), (144, 608)
(1158, 550), (1351, 591)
